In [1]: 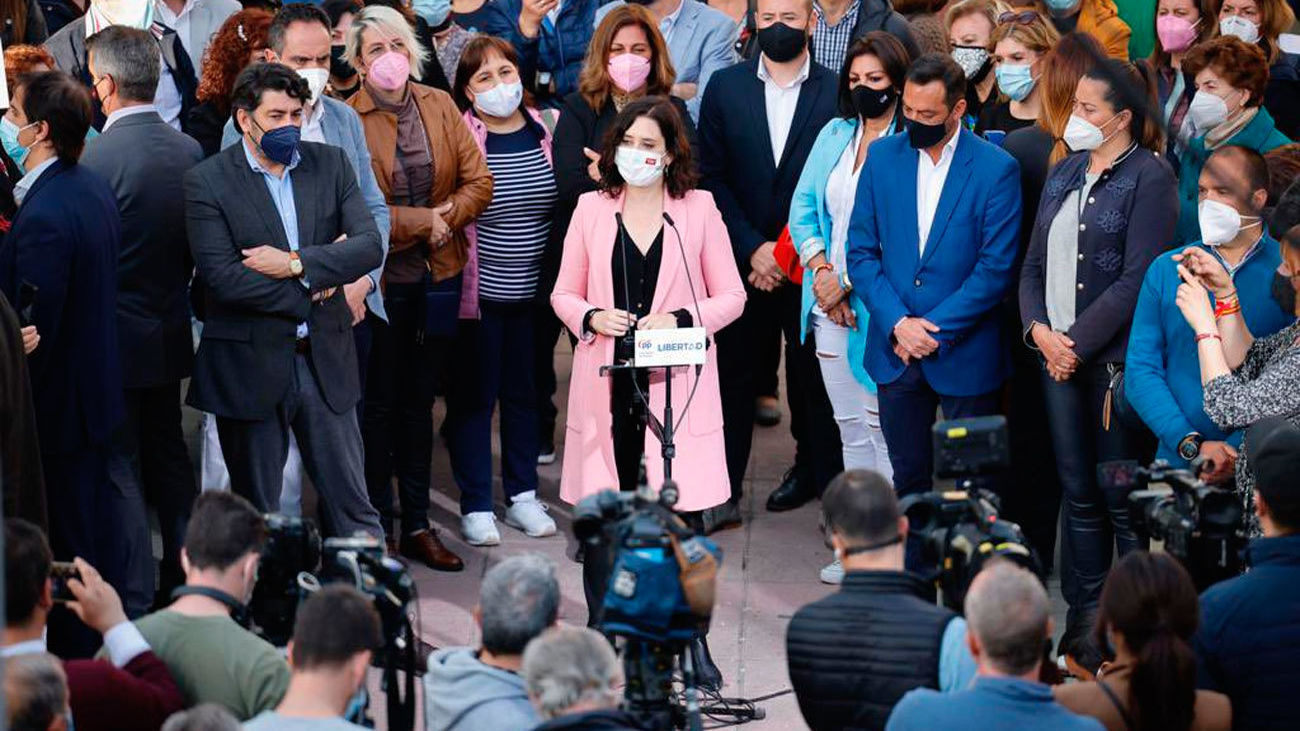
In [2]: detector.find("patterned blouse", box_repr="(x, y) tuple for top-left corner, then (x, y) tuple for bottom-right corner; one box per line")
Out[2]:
(1204, 319), (1300, 535)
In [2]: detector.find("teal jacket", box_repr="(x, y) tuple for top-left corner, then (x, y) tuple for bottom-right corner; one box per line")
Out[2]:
(789, 116), (889, 393)
(1175, 106), (1291, 245)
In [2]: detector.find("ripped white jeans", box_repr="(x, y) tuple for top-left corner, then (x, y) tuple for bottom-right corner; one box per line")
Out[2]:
(812, 313), (892, 481)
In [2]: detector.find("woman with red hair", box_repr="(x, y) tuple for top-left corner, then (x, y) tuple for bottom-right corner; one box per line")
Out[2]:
(186, 8), (274, 157)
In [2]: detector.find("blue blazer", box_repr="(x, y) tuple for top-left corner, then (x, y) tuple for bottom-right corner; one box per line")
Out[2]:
(0, 159), (124, 453)
(595, 0), (737, 121)
(846, 127), (1022, 396)
(222, 96), (389, 321)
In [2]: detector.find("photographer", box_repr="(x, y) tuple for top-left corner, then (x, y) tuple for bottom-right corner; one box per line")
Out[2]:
(521, 626), (646, 731)
(115, 491), (289, 720)
(1054, 551), (1231, 731)
(245, 585), (383, 730)
(3, 519), (184, 731)
(425, 554), (557, 731)
(1194, 416), (1300, 730)
(886, 562), (1102, 731)
(786, 470), (976, 730)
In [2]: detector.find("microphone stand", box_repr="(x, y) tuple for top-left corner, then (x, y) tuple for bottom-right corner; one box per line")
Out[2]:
(599, 357), (676, 482)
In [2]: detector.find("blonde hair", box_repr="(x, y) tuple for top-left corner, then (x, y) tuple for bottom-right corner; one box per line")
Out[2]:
(342, 5), (430, 82)
(989, 11), (1059, 53)
(944, 0), (1005, 44)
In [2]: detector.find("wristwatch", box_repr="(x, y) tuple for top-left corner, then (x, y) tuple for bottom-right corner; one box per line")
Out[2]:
(288, 251), (304, 278)
(1177, 432), (1204, 461)
(840, 271), (854, 294)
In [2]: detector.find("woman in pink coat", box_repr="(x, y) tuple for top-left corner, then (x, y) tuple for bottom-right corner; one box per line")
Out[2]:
(551, 96), (745, 515)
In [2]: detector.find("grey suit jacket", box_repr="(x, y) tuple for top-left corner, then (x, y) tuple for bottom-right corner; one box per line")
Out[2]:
(222, 96), (390, 321)
(185, 141), (383, 419)
(595, 0), (737, 121)
(81, 109), (204, 388)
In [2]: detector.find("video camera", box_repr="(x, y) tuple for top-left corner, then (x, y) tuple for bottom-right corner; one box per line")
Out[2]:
(900, 417), (1040, 610)
(1101, 460), (1246, 590)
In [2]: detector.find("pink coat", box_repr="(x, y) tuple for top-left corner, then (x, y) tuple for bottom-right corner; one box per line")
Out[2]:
(551, 189), (746, 511)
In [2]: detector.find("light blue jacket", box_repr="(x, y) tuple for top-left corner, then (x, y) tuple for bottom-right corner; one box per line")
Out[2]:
(223, 96), (390, 321)
(595, 0), (737, 121)
(789, 116), (880, 392)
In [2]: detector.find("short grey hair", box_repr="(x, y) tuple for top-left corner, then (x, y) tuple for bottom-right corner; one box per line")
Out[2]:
(85, 25), (160, 104)
(160, 704), (241, 731)
(4, 653), (68, 731)
(481, 553), (560, 655)
(341, 6), (429, 82)
(523, 627), (623, 720)
(964, 561), (1050, 676)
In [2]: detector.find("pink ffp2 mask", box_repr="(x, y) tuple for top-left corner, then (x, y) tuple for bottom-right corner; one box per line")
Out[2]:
(369, 50), (411, 91)
(607, 53), (651, 93)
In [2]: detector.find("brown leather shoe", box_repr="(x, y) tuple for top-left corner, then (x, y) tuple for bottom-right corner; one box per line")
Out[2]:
(400, 530), (465, 572)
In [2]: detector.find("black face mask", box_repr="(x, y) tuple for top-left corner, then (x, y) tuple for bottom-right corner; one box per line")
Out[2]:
(757, 22), (807, 63)
(906, 115), (950, 149)
(1272, 271), (1298, 318)
(331, 45), (356, 81)
(852, 85), (897, 120)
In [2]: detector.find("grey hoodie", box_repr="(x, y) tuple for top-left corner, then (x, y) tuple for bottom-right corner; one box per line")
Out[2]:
(424, 647), (540, 731)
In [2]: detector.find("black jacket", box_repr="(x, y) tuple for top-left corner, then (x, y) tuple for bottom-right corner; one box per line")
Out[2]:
(2, 0), (47, 47)
(786, 571), (957, 731)
(852, 0), (920, 61)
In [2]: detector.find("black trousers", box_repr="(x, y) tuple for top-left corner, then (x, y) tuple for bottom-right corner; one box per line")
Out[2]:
(535, 302), (565, 450)
(999, 331), (1062, 572)
(716, 282), (842, 503)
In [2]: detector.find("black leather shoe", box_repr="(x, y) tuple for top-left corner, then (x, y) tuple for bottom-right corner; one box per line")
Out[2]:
(690, 636), (723, 692)
(765, 467), (817, 512)
(702, 501), (742, 534)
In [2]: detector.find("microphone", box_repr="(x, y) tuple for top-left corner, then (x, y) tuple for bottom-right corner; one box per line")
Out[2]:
(663, 211), (705, 350)
(614, 211), (636, 361)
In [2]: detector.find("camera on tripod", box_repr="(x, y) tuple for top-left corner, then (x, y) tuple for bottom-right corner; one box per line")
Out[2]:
(900, 417), (1040, 610)
(1100, 460), (1246, 590)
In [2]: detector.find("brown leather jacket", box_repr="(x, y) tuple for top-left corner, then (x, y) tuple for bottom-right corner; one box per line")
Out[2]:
(348, 82), (493, 281)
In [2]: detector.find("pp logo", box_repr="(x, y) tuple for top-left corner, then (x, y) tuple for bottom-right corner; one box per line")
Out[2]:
(638, 339), (654, 352)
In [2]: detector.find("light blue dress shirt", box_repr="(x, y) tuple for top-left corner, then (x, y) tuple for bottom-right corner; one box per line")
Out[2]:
(241, 141), (309, 338)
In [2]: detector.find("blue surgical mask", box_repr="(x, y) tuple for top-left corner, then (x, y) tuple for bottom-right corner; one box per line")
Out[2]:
(1, 117), (30, 173)
(995, 63), (1036, 102)
(1044, 0), (1080, 12)
(413, 0), (452, 28)
(252, 119), (301, 166)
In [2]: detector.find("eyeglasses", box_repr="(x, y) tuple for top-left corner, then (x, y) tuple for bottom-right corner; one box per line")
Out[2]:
(998, 10), (1041, 25)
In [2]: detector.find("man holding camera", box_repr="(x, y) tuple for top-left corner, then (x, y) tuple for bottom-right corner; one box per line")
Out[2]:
(786, 470), (976, 730)
(1194, 416), (1300, 730)
(3, 519), (185, 731)
(115, 491), (289, 720)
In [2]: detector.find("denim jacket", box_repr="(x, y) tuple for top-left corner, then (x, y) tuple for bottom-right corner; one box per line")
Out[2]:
(1019, 145), (1179, 365)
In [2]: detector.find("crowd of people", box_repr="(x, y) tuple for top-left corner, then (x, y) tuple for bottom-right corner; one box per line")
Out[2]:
(0, 0), (1299, 727)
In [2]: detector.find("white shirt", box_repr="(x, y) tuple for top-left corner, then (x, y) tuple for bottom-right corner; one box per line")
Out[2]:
(916, 129), (959, 255)
(102, 103), (158, 132)
(154, 0), (195, 55)
(300, 99), (326, 144)
(825, 125), (867, 273)
(756, 52), (810, 166)
(13, 156), (59, 206)
(2, 622), (150, 667)
(546, 0), (563, 25)
(154, 57), (183, 131)
(658, 0), (686, 45)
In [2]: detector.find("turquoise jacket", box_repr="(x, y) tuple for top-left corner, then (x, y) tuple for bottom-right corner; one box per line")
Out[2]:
(1175, 106), (1292, 245)
(789, 116), (888, 393)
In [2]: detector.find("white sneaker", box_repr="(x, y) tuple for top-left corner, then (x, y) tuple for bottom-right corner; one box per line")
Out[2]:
(461, 512), (501, 546)
(819, 558), (845, 585)
(505, 494), (557, 538)
(537, 446), (557, 465)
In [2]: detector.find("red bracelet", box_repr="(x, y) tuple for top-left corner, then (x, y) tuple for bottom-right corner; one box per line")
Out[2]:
(1195, 332), (1222, 343)
(1214, 296), (1241, 319)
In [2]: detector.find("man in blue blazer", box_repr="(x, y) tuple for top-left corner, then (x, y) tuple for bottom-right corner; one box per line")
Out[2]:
(595, 0), (737, 121)
(846, 53), (1021, 497)
(0, 71), (125, 657)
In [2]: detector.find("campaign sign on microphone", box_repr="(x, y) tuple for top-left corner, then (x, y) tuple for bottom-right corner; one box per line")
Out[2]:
(633, 327), (707, 368)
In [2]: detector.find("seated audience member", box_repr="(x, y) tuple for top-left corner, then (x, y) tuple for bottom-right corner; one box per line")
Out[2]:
(117, 491), (289, 720)
(4, 519), (185, 731)
(886, 563), (1103, 730)
(1054, 551), (1231, 731)
(425, 554), (558, 731)
(787, 470), (976, 730)
(1192, 416), (1300, 729)
(522, 626), (647, 731)
(244, 586), (382, 730)
(1035, 0), (1131, 59)
(4, 653), (70, 731)
(160, 705), (241, 731)
(1127, 145), (1293, 482)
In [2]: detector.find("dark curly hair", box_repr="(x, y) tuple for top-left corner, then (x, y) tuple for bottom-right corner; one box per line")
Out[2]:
(597, 96), (697, 199)
(196, 8), (274, 110)
(1182, 35), (1270, 108)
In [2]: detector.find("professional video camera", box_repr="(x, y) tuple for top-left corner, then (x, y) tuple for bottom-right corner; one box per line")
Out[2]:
(247, 517), (419, 731)
(900, 417), (1040, 610)
(573, 466), (761, 730)
(1101, 460), (1246, 590)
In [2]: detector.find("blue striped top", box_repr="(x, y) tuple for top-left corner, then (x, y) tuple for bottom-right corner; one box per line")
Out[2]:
(477, 126), (558, 302)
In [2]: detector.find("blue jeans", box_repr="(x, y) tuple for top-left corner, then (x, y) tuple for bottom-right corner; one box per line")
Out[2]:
(445, 301), (540, 514)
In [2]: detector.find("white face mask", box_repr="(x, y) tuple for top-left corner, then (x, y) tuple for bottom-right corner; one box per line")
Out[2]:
(1063, 113), (1118, 152)
(1199, 198), (1261, 246)
(297, 68), (329, 106)
(1188, 89), (1234, 131)
(1219, 15), (1260, 44)
(615, 145), (667, 187)
(473, 80), (523, 118)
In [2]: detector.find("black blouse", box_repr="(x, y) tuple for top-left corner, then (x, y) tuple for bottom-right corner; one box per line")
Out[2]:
(582, 222), (692, 359)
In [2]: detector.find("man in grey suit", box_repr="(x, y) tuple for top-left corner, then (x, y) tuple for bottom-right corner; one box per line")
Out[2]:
(594, 0), (737, 121)
(187, 62), (384, 538)
(80, 26), (204, 615)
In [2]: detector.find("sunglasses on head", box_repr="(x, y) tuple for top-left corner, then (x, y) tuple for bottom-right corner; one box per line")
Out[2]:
(998, 10), (1041, 24)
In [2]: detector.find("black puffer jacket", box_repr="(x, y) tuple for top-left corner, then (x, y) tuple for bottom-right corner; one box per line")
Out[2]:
(786, 571), (955, 731)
